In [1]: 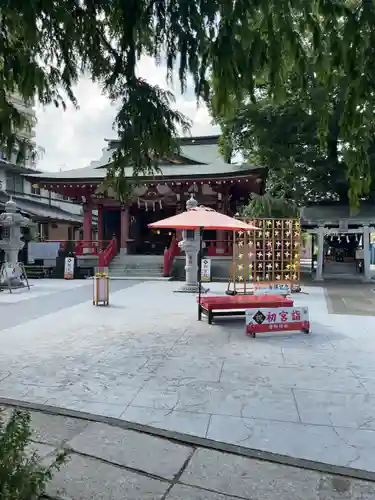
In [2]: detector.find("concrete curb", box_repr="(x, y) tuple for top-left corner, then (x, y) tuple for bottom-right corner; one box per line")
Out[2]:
(108, 277), (172, 281)
(1, 397), (375, 483)
(88, 277), (172, 281)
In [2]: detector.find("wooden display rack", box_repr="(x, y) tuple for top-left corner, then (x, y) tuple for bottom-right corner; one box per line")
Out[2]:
(226, 218), (301, 295)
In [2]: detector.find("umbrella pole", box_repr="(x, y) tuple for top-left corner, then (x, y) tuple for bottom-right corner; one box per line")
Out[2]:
(198, 227), (203, 320)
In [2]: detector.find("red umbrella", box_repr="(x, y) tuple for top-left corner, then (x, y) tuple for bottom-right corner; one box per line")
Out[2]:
(148, 205), (257, 231)
(148, 204), (256, 319)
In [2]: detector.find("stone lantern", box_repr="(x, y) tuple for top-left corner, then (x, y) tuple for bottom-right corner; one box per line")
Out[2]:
(0, 198), (33, 287)
(176, 195), (208, 293)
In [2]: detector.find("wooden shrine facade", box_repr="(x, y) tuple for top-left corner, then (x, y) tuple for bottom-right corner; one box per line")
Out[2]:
(27, 136), (265, 257)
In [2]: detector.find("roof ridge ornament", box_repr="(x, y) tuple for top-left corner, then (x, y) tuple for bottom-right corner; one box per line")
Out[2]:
(5, 196), (17, 213)
(186, 193), (198, 211)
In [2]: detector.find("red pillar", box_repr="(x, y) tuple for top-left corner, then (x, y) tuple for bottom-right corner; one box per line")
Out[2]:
(97, 204), (104, 242)
(120, 207), (130, 253)
(83, 201), (93, 241)
(176, 190), (184, 241)
(216, 197), (226, 254)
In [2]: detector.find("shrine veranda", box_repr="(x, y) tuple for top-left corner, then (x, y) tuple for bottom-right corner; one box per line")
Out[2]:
(1, 279), (375, 473)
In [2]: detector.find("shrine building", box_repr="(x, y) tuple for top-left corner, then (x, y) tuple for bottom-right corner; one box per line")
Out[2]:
(27, 135), (265, 276)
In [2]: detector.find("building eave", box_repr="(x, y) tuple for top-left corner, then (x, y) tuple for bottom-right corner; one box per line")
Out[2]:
(105, 134), (221, 150)
(26, 164), (265, 185)
(0, 159), (41, 174)
(0, 192), (86, 224)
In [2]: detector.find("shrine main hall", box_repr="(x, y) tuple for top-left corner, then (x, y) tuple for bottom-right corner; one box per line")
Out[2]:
(28, 135), (264, 257)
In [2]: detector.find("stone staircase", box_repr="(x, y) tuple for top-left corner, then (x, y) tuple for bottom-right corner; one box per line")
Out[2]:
(107, 254), (166, 279)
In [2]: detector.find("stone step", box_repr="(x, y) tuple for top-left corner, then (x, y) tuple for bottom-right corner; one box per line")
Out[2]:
(108, 267), (163, 274)
(107, 270), (164, 277)
(110, 262), (163, 269)
(109, 255), (165, 278)
(108, 264), (163, 272)
(109, 262), (162, 266)
(111, 255), (164, 263)
(109, 266), (163, 272)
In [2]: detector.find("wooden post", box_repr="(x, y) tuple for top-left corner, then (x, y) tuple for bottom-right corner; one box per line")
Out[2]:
(83, 200), (93, 242)
(120, 207), (130, 254)
(363, 225), (371, 282)
(315, 227), (325, 281)
(97, 204), (104, 242)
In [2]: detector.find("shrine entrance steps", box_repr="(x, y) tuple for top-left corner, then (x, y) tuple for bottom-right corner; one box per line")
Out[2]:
(107, 254), (166, 279)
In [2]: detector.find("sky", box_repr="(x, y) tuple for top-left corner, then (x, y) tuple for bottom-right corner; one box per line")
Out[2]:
(35, 56), (219, 173)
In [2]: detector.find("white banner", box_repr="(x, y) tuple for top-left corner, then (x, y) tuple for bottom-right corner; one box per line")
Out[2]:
(28, 242), (60, 262)
(201, 258), (211, 282)
(245, 306), (309, 333)
(64, 257), (74, 279)
(254, 282), (291, 295)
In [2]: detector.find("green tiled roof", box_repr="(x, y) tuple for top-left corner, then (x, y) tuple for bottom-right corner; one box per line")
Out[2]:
(27, 156), (263, 182)
(301, 203), (375, 225)
(26, 135), (264, 183)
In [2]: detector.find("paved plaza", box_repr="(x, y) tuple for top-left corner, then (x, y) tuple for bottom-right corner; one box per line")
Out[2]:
(2, 403), (375, 500)
(1, 279), (375, 473)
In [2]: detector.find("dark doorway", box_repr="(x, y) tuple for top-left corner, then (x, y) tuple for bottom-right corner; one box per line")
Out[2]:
(103, 209), (121, 244)
(134, 207), (176, 254)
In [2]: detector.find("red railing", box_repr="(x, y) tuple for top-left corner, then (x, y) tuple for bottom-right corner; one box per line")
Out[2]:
(46, 240), (112, 255)
(98, 237), (118, 269)
(43, 238), (118, 269)
(163, 235), (180, 277)
(75, 240), (112, 256)
(46, 237), (117, 267)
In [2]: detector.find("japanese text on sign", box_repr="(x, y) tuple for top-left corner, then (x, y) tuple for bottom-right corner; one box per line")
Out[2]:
(245, 306), (309, 333)
(201, 258), (211, 282)
(254, 282), (291, 295)
(64, 257), (74, 279)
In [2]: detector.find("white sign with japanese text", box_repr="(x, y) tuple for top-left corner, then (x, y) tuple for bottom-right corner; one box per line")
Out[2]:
(64, 257), (75, 279)
(245, 306), (309, 334)
(254, 282), (291, 296)
(201, 258), (211, 282)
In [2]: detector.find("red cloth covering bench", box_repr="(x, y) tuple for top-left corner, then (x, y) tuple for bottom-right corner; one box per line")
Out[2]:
(198, 294), (294, 324)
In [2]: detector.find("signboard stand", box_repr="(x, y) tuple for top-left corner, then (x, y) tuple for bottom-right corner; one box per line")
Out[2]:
(19, 264), (30, 290)
(0, 262), (30, 293)
(245, 306), (310, 338)
(201, 258), (212, 282)
(254, 281), (291, 296)
(64, 256), (75, 279)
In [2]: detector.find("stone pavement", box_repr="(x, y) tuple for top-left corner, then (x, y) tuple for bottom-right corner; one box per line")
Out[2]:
(2, 280), (375, 473)
(324, 282), (375, 316)
(0, 278), (139, 329)
(2, 402), (375, 500)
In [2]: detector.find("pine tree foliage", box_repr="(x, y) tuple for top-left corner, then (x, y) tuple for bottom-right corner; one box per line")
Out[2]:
(1, 0), (375, 204)
(214, 68), (375, 206)
(241, 193), (299, 219)
(0, 408), (67, 499)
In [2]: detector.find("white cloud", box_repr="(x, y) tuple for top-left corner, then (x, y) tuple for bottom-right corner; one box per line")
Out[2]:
(35, 56), (218, 172)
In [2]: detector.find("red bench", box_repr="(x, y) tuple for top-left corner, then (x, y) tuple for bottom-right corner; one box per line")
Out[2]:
(198, 294), (294, 324)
